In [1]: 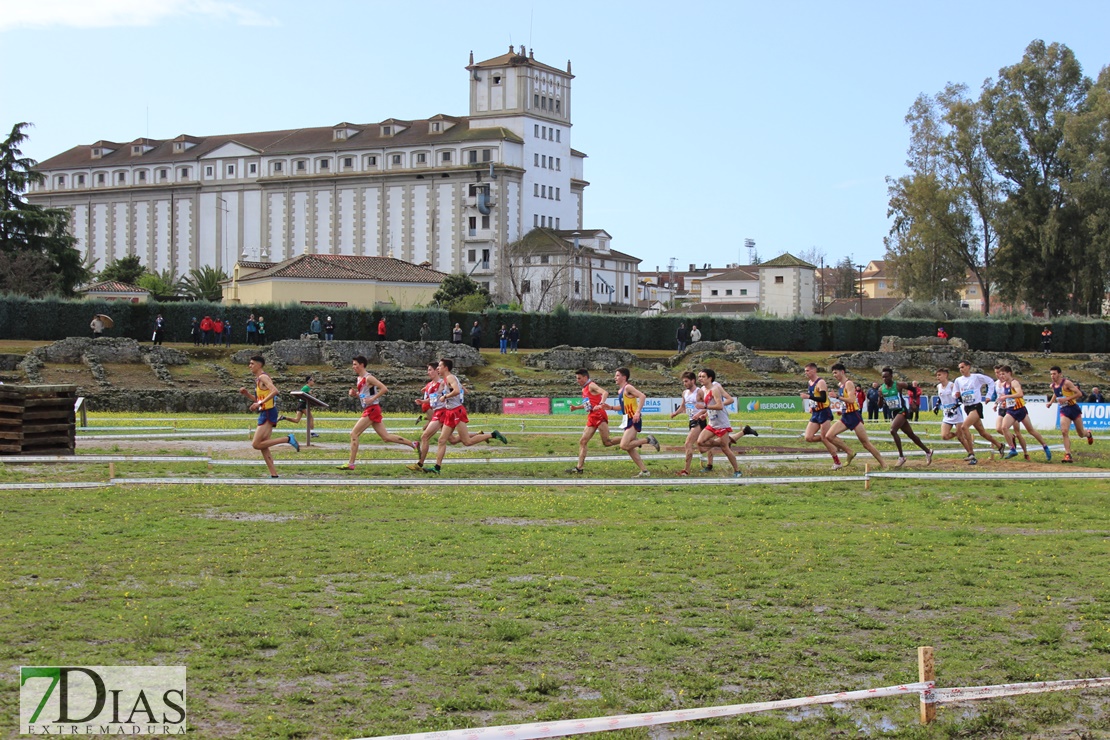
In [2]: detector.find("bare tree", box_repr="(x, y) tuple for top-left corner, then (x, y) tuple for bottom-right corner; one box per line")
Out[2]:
(502, 230), (580, 311)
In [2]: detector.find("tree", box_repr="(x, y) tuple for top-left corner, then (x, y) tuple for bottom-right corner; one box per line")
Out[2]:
(180, 265), (228, 302)
(503, 230), (578, 310)
(98, 255), (146, 285)
(0, 122), (88, 295)
(432, 273), (491, 310)
(137, 268), (184, 300)
(0, 250), (57, 297)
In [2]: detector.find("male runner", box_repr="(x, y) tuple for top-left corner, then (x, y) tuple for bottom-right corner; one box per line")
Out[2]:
(954, 360), (1005, 456)
(567, 368), (621, 474)
(408, 363), (462, 471)
(610, 367), (660, 478)
(993, 364), (1027, 461)
(799, 362), (853, 470)
(879, 367), (933, 468)
(1048, 365), (1094, 463)
(426, 358), (507, 474)
(825, 363), (885, 469)
(238, 355), (299, 478)
(279, 375), (316, 432)
(933, 367), (977, 464)
(693, 368), (743, 478)
(672, 371), (712, 476)
(338, 356), (420, 471)
(995, 365), (1052, 461)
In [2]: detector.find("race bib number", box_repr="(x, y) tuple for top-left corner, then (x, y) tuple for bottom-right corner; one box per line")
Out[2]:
(960, 390), (976, 404)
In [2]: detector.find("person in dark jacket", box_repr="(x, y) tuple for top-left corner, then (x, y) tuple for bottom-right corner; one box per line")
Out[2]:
(509, 324), (520, 353)
(470, 321), (482, 350)
(676, 323), (688, 352)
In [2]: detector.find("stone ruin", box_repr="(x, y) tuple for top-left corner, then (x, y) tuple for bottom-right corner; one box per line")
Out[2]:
(523, 345), (639, 371)
(20, 337), (190, 387)
(231, 339), (485, 372)
(838, 335), (1030, 375)
(670, 340), (804, 374)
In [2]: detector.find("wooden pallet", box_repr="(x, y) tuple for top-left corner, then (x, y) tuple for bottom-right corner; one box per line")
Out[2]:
(0, 385), (77, 456)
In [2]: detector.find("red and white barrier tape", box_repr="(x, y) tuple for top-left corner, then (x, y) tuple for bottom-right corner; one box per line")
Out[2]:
(934, 676), (1110, 702)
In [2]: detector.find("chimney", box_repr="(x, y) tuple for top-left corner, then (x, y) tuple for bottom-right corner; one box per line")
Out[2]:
(689, 263), (695, 272)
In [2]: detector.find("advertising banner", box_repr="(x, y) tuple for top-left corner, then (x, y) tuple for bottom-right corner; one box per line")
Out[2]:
(551, 398), (580, 415)
(1058, 402), (1110, 430)
(735, 396), (806, 414)
(502, 398), (551, 415)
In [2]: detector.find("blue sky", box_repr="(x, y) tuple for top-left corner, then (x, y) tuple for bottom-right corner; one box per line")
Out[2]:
(3, 0), (1108, 274)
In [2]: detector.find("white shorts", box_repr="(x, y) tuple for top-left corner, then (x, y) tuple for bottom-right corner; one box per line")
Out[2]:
(941, 405), (967, 426)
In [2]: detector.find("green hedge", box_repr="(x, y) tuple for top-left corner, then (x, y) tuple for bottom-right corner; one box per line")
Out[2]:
(1, 295), (1106, 352)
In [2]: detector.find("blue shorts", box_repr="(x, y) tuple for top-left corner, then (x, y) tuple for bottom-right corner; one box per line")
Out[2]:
(1060, 404), (1082, 421)
(810, 408), (833, 425)
(1006, 407), (1028, 423)
(257, 407), (280, 426)
(842, 411), (863, 430)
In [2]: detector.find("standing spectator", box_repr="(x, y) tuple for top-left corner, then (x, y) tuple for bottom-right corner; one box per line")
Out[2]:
(324, 316), (335, 341)
(152, 314), (165, 345)
(498, 324), (509, 354)
(509, 324), (520, 353)
(907, 380), (922, 421)
(452, 323), (462, 344)
(856, 383), (866, 414)
(246, 314), (258, 345)
(257, 316), (266, 345)
(689, 325), (702, 343)
(190, 317), (200, 346)
(213, 317), (224, 347)
(419, 322), (430, 343)
(223, 317), (233, 347)
(310, 315), (322, 338)
(937, 326), (948, 340)
(90, 315), (104, 338)
(1041, 326), (1053, 356)
(377, 316), (387, 342)
(1087, 386), (1105, 403)
(676, 322), (688, 352)
(200, 315), (214, 346)
(866, 382), (881, 420)
(470, 321), (482, 350)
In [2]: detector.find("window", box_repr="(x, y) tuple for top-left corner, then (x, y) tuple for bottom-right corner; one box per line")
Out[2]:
(533, 214), (538, 227)
(432, 122), (441, 132)
(482, 149), (491, 162)
(542, 155), (547, 168)
(534, 124), (539, 137)
(540, 255), (549, 264)
(468, 249), (476, 262)
(137, 171), (146, 182)
(481, 248), (489, 265)
(118, 172), (126, 183)
(624, 285), (629, 299)
(555, 187), (560, 201)
(132, 146), (143, 155)
(555, 217), (560, 229)
(468, 150), (477, 164)
(227, 164), (235, 176)
(468, 216), (476, 236)
(335, 129), (347, 140)
(178, 167), (190, 180)
(775, 275), (784, 284)
(55, 175), (65, 188)
(97, 173), (106, 184)
(599, 259), (605, 268)
(416, 153), (426, 164)
(159, 169), (168, 180)
(556, 130), (561, 142)
(523, 255), (531, 264)
(541, 279), (550, 292)
(442, 152), (451, 163)
(522, 280), (531, 293)
(205, 166), (214, 177)
(392, 154), (401, 165)
(555, 100), (561, 113)
(574, 280), (580, 294)
(383, 126), (392, 135)
(296, 160), (306, 172)
(77, 174), (85, 186)
(534, 184), (539, 196)
(534, 93), (539, 108)
(878, 281), (886, 289)
(541, 185), (546, 198)
(556, 158), (561, 171)
(493, 75), (501, 85)
(343, 157), (353, 168)
(319, 159), (329, 170)
(366, 155), (377, 167)
(726, 289), (733, 296)
(740, 289), (748, 296)
(534, 153), (539, 166)
(711, 289), (719, 296)
(481, 215), (489, 229)
(273, 161), (283, 173)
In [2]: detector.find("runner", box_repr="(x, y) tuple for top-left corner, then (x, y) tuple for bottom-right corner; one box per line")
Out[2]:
(798, 362), (853, 470)
(995, 365), (1052, 461)
(567, 368), (621, 474)
(425, 358), (507, 474)
(1048, 365), (1094, 463)
(933, 367), (977, 464)
(337, 355), (420, 471)
(693, 368), (743, 478)
(611, 367), (660, 478)
(279, 375), (317, 434)
(238, 355), (299, 478)
(879, 367), (933, 468)
(954, 360), (1006, 456)
(671, 371), (715, 475)
(992, 364), (1027, 461)
(408, 363), (460, 471)
(825, 363), (885, 469)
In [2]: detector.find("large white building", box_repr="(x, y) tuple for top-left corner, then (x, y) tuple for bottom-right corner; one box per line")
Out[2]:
(28, 46), (638, 307)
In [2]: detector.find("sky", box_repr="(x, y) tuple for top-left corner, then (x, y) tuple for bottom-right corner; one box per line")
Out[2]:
(3, 0), (1109, 274)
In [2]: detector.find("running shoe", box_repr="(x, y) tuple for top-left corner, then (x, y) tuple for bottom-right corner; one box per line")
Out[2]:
(566, 467), (584, 474)
(832, 463), (844, 471)
(337, 464), (355, 471)
(310, 432), (319, 438)
(701, 464), (714, 472)
(415, 415), (423, 424)
(1005, 448), (1018, 459)
(426, 466), (441, 474)
(646, 434), (660, 452)
(732, 470), (743, 478)
(676, 470), (690, 476)
(288, 434), (300, 452)
(411, 440), (420, 451)
(1087, 432), (1094, 445)
(968, 456), (978, 466)
(1063, 453), (1073, 463)
(742, 425), (759, 437)
(633, 470), (651, 478)
(925, 450), (934, 466)
(895, 457), (907, 469)
(270, 475), (279, 479)
(406, 463), (423, 472)
(845, 450), (857, 466)
(277, 415), (290, 422)
(492, 430), (508, 444)
(997, 443), (1007, 454)
(1043, 445), (1052, 462)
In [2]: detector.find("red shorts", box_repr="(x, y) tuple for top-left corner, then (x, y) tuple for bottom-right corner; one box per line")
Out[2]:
(361, 405), (383, 423)
(706, 425), (732, 438)
(420, 400), (431, 412)
(586, 408), (609, 428)
(431, 408), (447, 424)
(441, 407), (469, 428)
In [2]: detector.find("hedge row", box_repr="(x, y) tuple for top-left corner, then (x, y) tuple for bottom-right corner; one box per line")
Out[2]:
(1, 295), (1106, 352)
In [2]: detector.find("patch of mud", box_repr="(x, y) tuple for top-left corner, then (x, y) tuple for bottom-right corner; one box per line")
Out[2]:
(199, 509), (303, 522)
(481, 517), (584, 526)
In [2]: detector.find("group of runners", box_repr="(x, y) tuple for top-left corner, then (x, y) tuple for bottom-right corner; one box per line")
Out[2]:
(240, 354), (1094, 477)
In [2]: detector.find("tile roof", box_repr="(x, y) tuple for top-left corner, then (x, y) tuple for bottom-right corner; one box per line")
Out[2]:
(759, 252), (816, 269)
(469, 48), (569, 77)
(702, 267), (760, 282)
(80, 280), (149, 294)
(235, 254), (446, 284)
(516, 228), (640, 262)
(820, 297), (905, 317)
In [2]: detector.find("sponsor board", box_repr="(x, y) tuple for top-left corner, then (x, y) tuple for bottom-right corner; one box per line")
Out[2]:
(738, 396), (805, 414)
(550, 398), (581, 415)
(502, 398), (551, 415)
(1057, 402), (1110, 430)
(20, 665), (186, 735)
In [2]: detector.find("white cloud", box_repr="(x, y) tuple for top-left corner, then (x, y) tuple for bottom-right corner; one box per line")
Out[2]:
(0, 0), (278, 31)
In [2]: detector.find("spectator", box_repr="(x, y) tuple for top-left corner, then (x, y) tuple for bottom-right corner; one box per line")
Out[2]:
(200, 315), (214, 346)
(907, 380), (922, 421)
(676, 322), (688, 352)
(1088, 386), (1105, 403)
(324, 316), (335, 341)
(419, 322), (430, 343)
(470, 321), (482, 350)
(937, 326), (948, 340)
(1041, 326), (1053, 356)
(90, 315), (104, 339)
(152, 314), (165, 345)
(257, 316), (266, 345)
(689, 325), (702, 343)
(498, 324), (508, 354)
(866, 382), (881, 420)
(190, 317), (200, 346)
(213, 317), (224, 346)
(246, 314), (258, 345)
(856, 383), (866, 413)
(377, 316), (387, 341)
(509, 324), (520, 353)
(452, 323), (462, 344)
(223, 318), (232, 347)
(310, 315), (322, 338)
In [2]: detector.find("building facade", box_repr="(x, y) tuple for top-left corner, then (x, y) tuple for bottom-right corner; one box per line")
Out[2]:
(28, 46), (636, 306)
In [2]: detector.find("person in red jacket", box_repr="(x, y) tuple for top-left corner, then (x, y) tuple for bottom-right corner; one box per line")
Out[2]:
(377, 317), (387, 341)
(200, 316), (214, 346)
(213, 317), (224, 344)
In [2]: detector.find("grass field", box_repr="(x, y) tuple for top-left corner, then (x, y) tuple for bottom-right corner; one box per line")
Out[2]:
(2, 411), (1109, 738)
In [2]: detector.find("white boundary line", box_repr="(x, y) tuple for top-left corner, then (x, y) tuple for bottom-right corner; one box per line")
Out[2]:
(872, 470), (1110, 480)
(0, 482), (111, 490)
(2, 455), (209, 464)
(110, 475), (865, 486)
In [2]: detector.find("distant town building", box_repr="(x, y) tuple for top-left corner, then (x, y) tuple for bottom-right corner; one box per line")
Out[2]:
(78, 280), (149, 303)
(757, 253), (817, 317)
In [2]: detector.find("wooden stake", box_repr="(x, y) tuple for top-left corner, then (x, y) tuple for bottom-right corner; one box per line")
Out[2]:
(864, 463), (871, 490)
(108, 461), (116, 480)
(918, 645), (936, 724)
